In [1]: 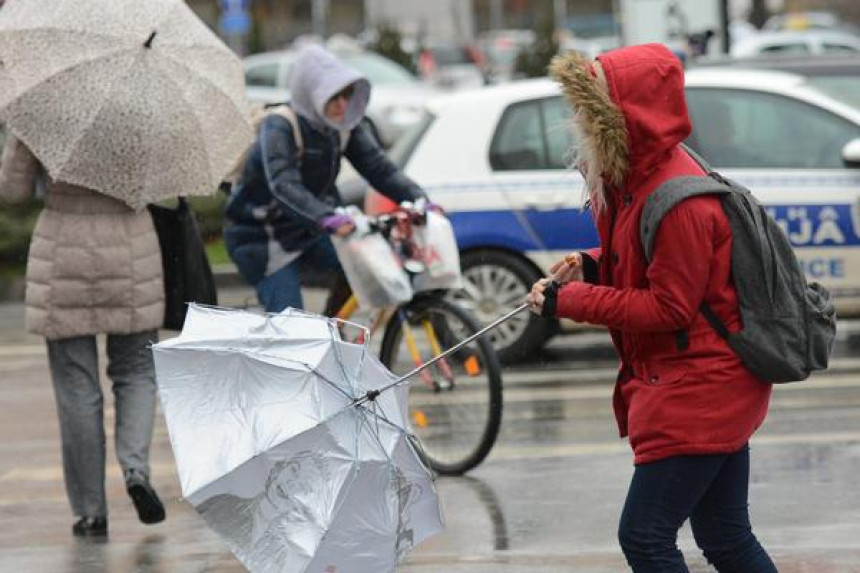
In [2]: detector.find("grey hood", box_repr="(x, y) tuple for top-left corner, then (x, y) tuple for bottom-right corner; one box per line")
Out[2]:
(288, 45), (370, 132)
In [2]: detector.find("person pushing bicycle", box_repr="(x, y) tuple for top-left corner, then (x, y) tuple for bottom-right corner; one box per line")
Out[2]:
(224, 44), (435, 314)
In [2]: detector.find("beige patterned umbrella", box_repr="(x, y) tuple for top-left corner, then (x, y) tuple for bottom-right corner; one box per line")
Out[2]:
(0, 0), (253, 210)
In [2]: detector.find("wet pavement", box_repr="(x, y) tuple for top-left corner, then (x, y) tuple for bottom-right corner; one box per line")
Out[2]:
(3, 289), (860, 572)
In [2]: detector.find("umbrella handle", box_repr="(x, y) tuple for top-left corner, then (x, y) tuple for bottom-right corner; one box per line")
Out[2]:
(354, 302), (530, 406)
(390, 302), (530, 387)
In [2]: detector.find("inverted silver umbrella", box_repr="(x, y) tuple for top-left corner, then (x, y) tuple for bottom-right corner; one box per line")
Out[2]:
(152, 305), (444, 573)
(0, 0), (253, 210)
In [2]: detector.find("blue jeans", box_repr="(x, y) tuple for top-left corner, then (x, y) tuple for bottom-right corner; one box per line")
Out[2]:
(256, 236), (344, 313)
(618, 445), (777, 572)
(46, 331), (158, 518)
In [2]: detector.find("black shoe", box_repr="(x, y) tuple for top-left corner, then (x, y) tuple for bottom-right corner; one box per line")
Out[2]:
(72, 516), (108, 538)
(125, 472), (166, 525)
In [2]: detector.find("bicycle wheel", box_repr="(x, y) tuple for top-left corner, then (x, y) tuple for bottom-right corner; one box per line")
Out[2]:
(379, 295), (503, 475)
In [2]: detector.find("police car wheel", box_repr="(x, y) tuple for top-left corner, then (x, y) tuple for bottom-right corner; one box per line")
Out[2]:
(450, 250), (555, 363)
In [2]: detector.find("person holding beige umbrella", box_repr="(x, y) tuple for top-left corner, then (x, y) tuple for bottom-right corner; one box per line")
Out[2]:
(0, 0), (252, 539)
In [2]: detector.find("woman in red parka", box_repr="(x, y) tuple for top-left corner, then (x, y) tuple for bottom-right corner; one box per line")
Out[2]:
(527, 44), (777, 572)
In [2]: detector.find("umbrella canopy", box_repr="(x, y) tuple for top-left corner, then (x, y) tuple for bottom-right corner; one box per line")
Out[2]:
(152, 305), (443, 573)
(0, 0), (253, 210)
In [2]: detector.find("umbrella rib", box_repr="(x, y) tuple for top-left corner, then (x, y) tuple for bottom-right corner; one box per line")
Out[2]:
(326, 321), (367, 399)
(296, 409), (401, 573)
(2, 42), (130, 111)
(161, 344), (358, 403)
(184, 406), (360, 501)
(147, 54), (219, 189)
(3, 47), (141, 175)
(152, 47), (254, 186)
(347, 400), (414, 450)
(296, 442), (365, 573)
(158, 45), (244, 87)
(161, 341), (404, 420)
(56, 54), (144, 177)
(364, 405), (396, 467)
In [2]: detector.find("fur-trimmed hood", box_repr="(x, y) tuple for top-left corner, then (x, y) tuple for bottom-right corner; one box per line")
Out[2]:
(550, 43), (691, 194)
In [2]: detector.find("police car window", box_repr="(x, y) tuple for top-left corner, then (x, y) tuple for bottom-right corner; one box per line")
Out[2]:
(490, 101), (547, 170)
(822, 43), (860, 54)
(805, 76), (860, 110)
(760, 43), (810, 54)
(541, 96), (576, 169)
(686, 88), (860, 169)
(245, 63), (280, 88)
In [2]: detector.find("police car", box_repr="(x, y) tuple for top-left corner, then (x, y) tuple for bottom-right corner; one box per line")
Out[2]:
(367, 68), (860, 362)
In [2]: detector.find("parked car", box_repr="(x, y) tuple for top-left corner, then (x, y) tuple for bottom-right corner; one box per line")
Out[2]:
(558, 35), (622, 60)
(763, 10), (860, 35)
(692, 53), (860, 110)
(243, 45), (435, 147)
(366, 69), (860, 361)
(558, 13), (621, 60)
(730, 30), (860, 58)
(416, 44), (487, 91)
(476, 29), (535, 83)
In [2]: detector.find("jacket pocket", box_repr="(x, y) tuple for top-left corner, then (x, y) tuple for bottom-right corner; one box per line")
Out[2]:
(642, 362), (688, 387)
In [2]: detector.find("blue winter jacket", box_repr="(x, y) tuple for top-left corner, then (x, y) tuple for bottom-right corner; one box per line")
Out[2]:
(224, 46), (425, 286)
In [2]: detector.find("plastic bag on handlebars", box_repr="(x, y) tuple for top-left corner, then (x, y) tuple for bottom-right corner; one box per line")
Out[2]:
(412, 210), (462, 292)
(332, 207), (413, 309)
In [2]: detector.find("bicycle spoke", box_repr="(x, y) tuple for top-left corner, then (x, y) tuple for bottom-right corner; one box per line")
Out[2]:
(380, 298), (503, 475)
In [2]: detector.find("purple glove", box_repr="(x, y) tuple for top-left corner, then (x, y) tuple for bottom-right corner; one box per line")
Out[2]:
(425, 201), (445, 215)
(320, 213), (354, 234)
(413, 197), (444, 216)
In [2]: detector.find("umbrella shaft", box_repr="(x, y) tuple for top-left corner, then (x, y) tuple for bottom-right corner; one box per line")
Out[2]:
(391, 302), (530, 387)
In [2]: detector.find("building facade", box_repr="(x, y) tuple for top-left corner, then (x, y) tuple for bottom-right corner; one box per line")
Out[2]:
(188, 0), (616, 54)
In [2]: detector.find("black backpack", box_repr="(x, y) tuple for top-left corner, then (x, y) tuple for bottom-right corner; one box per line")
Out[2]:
(639, 150), (837, 383)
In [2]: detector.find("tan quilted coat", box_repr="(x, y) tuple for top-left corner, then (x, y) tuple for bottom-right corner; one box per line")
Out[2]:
(0, 135), (164, 339)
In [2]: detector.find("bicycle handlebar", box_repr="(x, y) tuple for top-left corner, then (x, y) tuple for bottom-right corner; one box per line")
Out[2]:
(365, 207), (427, 236)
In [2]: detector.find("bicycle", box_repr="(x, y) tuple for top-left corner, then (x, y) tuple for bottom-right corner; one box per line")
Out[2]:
(331, 206), (504, 476)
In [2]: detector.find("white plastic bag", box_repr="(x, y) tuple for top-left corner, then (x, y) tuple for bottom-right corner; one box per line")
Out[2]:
(412, 211), (462, 292)
(332, 208), (413, 309)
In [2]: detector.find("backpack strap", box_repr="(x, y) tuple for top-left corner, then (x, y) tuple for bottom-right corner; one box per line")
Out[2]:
(640, 176), (731, 263)
(270, 104), (351, 154)
(680, 143), (714, 173)
(640, 175), (735, 353)
(267, 104), (304, 159)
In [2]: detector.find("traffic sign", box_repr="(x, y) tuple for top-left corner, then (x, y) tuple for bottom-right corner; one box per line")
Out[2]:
(219, 0), (251, 35)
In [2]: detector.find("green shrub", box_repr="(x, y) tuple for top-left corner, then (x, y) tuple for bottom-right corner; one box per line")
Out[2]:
(205, 237), (231, 266)
(370, 24), (417, 74)
(188, 192), (228, 243)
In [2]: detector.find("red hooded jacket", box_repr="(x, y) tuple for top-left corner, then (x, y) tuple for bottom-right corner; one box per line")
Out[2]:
(551, 44), (771, 465)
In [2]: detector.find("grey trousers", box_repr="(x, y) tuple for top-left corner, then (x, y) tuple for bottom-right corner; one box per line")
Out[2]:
(46, 330), (159, 519)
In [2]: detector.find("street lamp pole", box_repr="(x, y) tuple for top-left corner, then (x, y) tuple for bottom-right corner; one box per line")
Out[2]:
(490, 0), (504, 31)
(720, 0), (730, 53)
(312, 0), (328, 38)
(554, 0), (567, 33)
